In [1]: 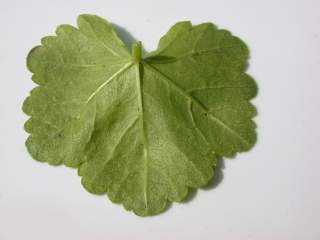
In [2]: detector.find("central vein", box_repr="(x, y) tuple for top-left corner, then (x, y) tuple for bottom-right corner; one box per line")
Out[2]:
(132, 42), (149, 210)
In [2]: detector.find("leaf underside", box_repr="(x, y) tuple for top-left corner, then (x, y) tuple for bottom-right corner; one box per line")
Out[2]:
(23, 14), (257, 216)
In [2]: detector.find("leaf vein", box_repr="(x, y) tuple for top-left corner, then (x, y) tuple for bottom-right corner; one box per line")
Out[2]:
(145, 63), (251, 147)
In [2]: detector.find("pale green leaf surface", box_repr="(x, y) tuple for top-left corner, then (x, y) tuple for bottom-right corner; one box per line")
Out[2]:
(23, 14), (257, 216)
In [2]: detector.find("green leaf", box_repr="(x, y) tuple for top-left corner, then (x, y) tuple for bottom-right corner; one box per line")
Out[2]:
(23, 14), (257, 216)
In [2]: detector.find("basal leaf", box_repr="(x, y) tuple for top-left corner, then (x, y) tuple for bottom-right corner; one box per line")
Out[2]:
(23, 14), (257, 216)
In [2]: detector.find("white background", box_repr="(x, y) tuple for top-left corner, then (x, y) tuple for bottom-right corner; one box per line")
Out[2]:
(0, 0), (319, 239)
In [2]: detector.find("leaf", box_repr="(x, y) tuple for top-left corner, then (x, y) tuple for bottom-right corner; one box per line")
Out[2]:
(23, 14), (257, 216)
